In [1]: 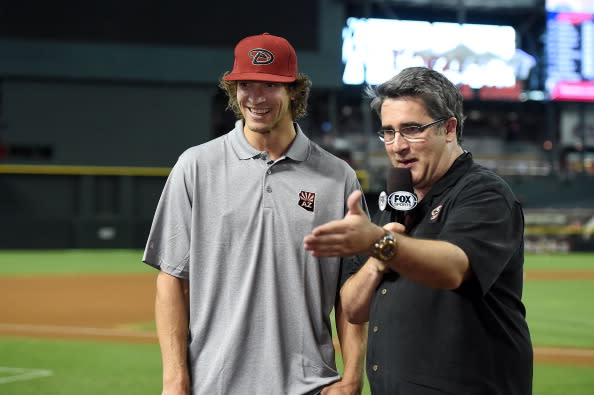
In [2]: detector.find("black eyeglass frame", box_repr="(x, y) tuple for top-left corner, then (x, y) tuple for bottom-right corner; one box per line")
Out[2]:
(377, 118), (448, 143)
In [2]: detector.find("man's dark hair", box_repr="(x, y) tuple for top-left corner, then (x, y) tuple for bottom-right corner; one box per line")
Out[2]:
(366, 67), (465, 142)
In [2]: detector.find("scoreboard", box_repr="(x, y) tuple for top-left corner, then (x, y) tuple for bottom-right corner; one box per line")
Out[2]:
(546, 0), (594, 101)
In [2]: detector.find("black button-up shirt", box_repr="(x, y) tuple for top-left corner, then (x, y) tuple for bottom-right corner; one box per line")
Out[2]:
(358, 152), (532, 395)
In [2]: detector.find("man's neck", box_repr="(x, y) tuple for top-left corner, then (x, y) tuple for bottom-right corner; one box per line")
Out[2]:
(414, 145), (464, 201)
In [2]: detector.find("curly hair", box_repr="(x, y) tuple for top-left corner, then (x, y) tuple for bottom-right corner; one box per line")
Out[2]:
(218, 73), (312, 121)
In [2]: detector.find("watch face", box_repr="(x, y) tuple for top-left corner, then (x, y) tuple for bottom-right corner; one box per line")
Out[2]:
(380, 241), (396, 260)
(372, 231), (397, 261)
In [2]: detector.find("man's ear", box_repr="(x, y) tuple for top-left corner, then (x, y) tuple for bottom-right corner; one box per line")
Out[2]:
(445, 117), (458, 142)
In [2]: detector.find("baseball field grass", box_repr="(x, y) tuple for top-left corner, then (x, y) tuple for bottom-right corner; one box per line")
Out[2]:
(0, 250), (593, 394)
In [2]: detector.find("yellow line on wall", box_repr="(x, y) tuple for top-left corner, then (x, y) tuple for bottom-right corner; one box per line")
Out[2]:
(0, 164), (171, 176)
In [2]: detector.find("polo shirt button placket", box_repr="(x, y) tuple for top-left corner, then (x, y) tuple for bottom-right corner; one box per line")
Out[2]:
(263, 155), (273, 192)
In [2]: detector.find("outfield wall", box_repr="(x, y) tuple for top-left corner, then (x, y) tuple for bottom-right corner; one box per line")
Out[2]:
(1, 166), (593, 250)
(0, 165), (165, 248)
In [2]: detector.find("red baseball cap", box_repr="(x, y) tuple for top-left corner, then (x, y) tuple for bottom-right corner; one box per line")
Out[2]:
(223, 33), (298, 83)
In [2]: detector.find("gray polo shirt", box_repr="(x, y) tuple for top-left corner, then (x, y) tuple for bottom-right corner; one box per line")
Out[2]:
(143, 120), (363, 395)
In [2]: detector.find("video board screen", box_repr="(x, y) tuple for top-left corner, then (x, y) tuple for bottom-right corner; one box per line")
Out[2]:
(342, 17), (536, 100)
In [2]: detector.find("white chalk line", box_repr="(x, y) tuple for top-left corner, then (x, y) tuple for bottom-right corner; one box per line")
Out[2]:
(0, 367), (53, 384)
(0, 324), (154, 386)
(0, 323), (156, 339)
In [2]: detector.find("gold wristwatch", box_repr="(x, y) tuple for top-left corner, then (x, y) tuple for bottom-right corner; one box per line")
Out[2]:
(370, 230), (398, 261)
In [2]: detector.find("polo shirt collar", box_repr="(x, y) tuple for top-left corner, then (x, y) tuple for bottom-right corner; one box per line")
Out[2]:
(229, 120), (309, 162)
(425, 151), (474, 198)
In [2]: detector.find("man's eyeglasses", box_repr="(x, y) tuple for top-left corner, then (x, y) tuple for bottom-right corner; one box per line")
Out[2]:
(377, 118), (447, 143)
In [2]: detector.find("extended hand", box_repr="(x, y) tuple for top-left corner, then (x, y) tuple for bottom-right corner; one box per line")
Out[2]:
(304, 190), (384, 257)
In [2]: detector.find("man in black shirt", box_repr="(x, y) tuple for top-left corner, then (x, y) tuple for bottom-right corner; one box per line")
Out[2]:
(304, 67), (532, 394)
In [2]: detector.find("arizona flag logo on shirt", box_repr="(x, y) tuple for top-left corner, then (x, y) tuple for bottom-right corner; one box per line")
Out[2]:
(298, 191), (316, 212)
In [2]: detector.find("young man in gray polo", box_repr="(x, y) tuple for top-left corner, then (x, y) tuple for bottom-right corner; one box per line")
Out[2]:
(143, 33), (366, 395)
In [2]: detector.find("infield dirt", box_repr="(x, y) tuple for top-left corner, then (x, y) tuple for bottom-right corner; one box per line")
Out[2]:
(1, 271), (593, 365)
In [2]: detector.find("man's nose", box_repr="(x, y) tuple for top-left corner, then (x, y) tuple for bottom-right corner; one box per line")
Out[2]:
(247, 87), (265, 104)
(389, 133), (410, 152)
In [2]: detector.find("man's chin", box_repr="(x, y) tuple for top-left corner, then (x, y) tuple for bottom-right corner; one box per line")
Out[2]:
(246, 126), (271, 134)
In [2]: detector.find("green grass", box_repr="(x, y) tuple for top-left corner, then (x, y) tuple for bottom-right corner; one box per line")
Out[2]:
(524, 252), (594, 270)
(524, 280), (594, 348)
(2, 250), (586, 275)
(522, 253), (594, 349)
(0, 337), (161, 395)
(1, 250), (594, 395)
(0, 249), (151, 275)
(509, 253), (594, 394)
(534, 364), (594, 395)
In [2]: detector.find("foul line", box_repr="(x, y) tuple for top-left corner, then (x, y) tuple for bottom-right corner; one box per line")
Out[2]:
(0, 323), (156, 339)
(0, 367), (53, 384)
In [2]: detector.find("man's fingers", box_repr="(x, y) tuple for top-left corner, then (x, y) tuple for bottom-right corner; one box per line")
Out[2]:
(304, 233), (350, 255)
(384, 222), (406, 234)
(305, 232), (341, 248)
(310, 220), (347, 237)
